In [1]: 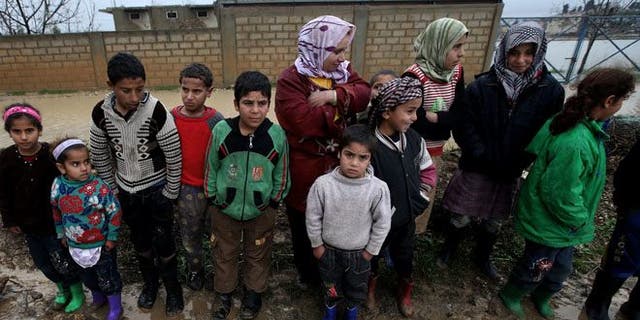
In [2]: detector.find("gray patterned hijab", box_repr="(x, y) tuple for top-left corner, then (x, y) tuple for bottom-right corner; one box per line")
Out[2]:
(494, 21), (548, 103)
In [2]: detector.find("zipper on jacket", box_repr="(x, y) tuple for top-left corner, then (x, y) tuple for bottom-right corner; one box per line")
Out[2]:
(240, 134), (254, 221)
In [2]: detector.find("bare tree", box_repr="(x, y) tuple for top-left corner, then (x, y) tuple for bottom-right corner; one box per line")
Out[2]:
(0, 0), (81, 35)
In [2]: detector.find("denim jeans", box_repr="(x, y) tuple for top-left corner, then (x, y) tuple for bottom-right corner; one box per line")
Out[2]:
(25, 233), (80, 285)
(508, 239), (574, 293)
(318, 246), (370, 308)
(80, 247), (123, 295)
(119, 184), (177, 258)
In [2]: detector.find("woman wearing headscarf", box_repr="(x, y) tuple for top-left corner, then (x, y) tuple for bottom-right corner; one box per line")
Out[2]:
(437, 22), (565, 280)
(275, 15), (370, 288)
(403, 17), (469, 235)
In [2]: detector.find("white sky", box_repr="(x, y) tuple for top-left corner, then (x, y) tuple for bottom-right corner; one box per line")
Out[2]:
(86, 0), (583, 32)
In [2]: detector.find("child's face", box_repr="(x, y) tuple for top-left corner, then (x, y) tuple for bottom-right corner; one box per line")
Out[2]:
(381, 97), (421, 134)
(180, 77), (212, 115)
(444, 35), (467, 70)
(109, 77), (146, 113)
(56, 148), (91, 182)
(507, 43), (536, 74)
(339, 142), (371, 179)
(322, 34), (350, 72)
(8, 117), (41, 155)
(371, 74), (396, 99)
(235, 91), (269, 135)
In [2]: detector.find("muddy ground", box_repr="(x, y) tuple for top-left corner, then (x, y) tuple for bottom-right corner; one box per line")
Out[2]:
(0, 90), (639, 320)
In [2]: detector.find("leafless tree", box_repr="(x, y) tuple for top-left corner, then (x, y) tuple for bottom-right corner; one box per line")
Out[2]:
(0, 0), (81, 35)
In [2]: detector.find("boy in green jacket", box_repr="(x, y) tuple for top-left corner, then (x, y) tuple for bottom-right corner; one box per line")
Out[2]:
(497, 68), (634, 320)
(204, 71), (290, 320)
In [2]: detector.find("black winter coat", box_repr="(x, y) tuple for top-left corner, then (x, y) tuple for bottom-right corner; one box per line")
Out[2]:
(452, 67), (565, 180)
(613, 138), (640, 211)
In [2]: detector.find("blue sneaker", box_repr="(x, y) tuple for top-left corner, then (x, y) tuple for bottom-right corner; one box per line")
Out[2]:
(322, 304), (337, 320)
(345, 306), (358, 320)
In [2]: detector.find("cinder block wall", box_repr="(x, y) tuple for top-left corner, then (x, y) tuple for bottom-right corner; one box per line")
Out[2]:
(0, 2), (502, 92)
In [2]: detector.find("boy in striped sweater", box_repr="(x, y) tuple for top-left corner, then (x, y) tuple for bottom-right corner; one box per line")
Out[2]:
(89, 52), (184, 317)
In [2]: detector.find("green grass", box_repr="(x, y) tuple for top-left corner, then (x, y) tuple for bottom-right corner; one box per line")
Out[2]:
(7, 91), (26, 96)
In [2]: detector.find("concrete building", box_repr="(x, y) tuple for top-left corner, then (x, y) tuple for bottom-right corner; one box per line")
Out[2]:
(100, 5), (218, 31)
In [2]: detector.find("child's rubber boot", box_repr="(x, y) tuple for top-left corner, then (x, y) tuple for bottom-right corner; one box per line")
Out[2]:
(322, 304), (337, 320)
(531, 287), (555, 319)
(584, 270), (626, 320)
(64, 282), (85, 313)
(345, 306), (358, 320)
(52, 283), (69, 311)
(159, 256), (184, 317)
(86, 290), (107, 312)
(212, 292), (232, 320)
(106, 294), (123, 320)
(620, 282), (640, 320)
(498, 282), (527, 319)
(136, 254), (159, 310)
(397, 278), (414, 318)
(239, 289), (262, 319)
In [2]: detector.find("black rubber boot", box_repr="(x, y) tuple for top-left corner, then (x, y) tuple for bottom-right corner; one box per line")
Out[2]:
(239, 289), (262, 319)
(212, 292), (232, 320)
(136, 254), (159, 310)
(620, 281), (640, 320)
(584, 270), (626, 320)
(436, 223), (465, 269)
(159, 256), (184, 317)
(473, 227), (499, 280)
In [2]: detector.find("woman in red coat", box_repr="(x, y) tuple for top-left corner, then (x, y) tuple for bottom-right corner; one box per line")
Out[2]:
(275, 15), (370, 287)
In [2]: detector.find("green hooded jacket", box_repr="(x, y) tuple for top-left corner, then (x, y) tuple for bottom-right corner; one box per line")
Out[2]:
(204, 117), (290, 221)
(515, 117), (608, 248)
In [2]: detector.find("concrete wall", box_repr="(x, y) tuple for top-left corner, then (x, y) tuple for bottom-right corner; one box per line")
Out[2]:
(0, 2), (502, 92)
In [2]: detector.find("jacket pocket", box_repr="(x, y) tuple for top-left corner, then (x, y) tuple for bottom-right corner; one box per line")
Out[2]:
(253, 190), (268, 211)
(221, 187), (237, 209)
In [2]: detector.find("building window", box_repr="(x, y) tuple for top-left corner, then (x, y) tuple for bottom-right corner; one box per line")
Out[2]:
(197, 10), (208, 18)
(129, 12), (140, 20)
(166, 11), (178, 19)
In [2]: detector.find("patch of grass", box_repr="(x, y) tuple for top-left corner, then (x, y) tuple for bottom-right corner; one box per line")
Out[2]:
(7, 91), (26, 96)
(37, 89), (78, 95)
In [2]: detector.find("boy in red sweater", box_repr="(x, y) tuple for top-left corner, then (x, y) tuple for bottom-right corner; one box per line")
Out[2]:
(171, 63), (224, 290)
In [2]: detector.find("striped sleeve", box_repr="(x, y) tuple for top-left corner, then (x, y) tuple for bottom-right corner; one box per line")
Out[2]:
(269, 125), (290, 203)
(89, 102), (117, 191)
(155, 103), (182, 200)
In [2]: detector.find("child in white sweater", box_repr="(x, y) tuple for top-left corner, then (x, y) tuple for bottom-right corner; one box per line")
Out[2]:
(306, 124), (392, 320)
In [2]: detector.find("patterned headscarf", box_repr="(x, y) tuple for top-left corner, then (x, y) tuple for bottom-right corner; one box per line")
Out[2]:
(494, 21), (548, 103)
(413, 18), (468, 82)
(294, 15), (355, 84)
(369, 77), (423, 130)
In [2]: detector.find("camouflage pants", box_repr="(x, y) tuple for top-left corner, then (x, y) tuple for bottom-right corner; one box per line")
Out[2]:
(176, 184), (212, 271)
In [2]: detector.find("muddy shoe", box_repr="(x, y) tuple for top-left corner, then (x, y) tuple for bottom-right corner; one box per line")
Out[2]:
(187, 270), (204, 291)
(212, 293), (232, 320)
(498, 282), (527, 319)
(137, 281), (159, 310)
(397, 278), (414, 318)
(239, 290), (262, 319)
(531, 287), (555, 319)
(52, 283), (69, 311)
(86, 290), (107, 312)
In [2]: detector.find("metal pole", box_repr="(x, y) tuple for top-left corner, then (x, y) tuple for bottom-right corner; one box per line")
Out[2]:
(565, 16), (588, 83)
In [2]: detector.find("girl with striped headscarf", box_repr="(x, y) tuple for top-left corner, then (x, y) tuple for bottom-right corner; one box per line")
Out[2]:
(438, 21), (564, 284)
(274, 15), (370, 290)
(403, 17), (469, 235)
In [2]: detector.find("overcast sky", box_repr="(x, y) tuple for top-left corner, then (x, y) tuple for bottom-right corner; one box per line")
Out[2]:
(86, 0), (582, 31)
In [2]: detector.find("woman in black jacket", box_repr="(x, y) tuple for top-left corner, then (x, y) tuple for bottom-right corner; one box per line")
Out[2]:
(437, 21), (565, 279)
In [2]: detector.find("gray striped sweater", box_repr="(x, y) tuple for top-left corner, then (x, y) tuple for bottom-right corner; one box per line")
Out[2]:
(89, 92), (182, 199)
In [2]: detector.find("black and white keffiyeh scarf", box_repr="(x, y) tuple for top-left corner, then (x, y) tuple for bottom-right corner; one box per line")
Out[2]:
(494, 21), (547, 103)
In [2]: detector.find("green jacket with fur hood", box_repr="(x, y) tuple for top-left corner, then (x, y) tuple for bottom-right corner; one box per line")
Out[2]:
(204, 117), (290, 221)
(515, 117), (608, 248)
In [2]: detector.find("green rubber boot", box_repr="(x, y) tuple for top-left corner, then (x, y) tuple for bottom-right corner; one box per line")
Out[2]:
(64, 282), (85, 313)
(52, 283), (69, 311)
(531, 287), (555, 319)
(498, 282), (528, 319)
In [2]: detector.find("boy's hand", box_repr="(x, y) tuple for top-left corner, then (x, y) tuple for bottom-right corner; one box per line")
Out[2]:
(105, 240), (116, 251)
(308, 90), (336, 108)
(60, 238), (67, 248)
(8, 226), (22, 234)
(361, 250), (374, 261)
(312, 245), (326, 260)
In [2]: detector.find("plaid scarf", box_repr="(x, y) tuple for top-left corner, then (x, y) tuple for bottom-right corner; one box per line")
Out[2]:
(494, 21), (548, 103)
(369, 77), (423, 129)
(294, 15), (355, 84)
